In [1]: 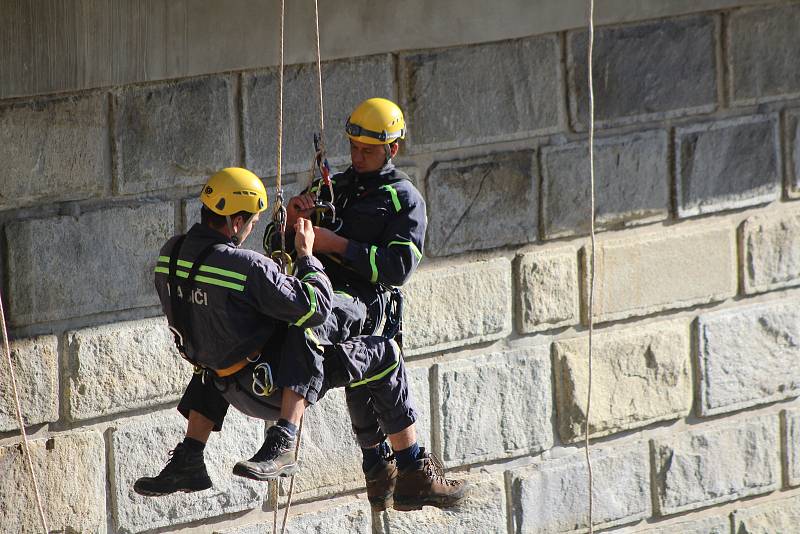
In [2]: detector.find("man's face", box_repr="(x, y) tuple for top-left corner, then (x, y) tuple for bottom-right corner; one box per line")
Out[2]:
(236, 211), (259, 244)
(350, 139), (394, 174)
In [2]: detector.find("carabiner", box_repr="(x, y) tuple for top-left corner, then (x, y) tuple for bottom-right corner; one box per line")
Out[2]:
(252, 362), (277, 397)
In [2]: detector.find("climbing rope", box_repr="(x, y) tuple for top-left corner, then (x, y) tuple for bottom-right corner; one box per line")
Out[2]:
(0, 289), (49, 533)
(279, 416), (304, 534)
(585, 0), (597, 532)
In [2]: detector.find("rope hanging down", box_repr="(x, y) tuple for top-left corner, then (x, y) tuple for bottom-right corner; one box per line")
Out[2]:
(585, 0), (597, 532)
(1, 290), (49, 533)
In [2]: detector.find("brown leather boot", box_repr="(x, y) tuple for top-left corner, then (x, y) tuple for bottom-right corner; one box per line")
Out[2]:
(393, 449), (467, 511)
(365, 459), (398, 511)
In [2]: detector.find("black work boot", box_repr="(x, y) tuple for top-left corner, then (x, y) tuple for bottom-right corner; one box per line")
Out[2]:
(133, 442), (212, 497)
(393, 449), (467, 511)
(232, 425), (297, 481)
(365, 454), (398, 512)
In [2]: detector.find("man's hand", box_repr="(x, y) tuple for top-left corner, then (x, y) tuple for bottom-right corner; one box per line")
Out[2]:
(286, 193), (317, 227)
(313, 226), (349, 255)
(294, 218), (315, 257)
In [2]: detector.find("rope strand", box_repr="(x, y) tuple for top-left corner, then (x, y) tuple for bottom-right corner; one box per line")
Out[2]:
(313, 0), (325, 137)
(279, 416), (304, 534)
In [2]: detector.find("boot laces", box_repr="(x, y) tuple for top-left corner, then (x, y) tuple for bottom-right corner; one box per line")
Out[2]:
(423, 453), (460, 487)
(254, 427), (293, 462)
(160, 444), (192, 475)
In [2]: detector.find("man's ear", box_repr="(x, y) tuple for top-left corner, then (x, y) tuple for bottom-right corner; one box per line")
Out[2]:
(389, 142), (400, 159)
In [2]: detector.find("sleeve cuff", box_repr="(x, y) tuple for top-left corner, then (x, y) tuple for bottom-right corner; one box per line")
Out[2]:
(294, 254), (325, 273)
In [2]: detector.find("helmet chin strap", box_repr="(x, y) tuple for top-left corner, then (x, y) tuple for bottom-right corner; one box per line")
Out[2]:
(225, 213), (257, 247)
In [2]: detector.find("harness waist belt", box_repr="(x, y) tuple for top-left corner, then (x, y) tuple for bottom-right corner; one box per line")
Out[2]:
(215, 351), (259, 378)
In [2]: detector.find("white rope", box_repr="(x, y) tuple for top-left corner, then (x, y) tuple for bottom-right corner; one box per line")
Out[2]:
(313, 0), (325, 137)
(585, 0), (597, 532)
(275, 0), (285, 193)
(0, 290), (49, 533)
(279, 416), (304, 534)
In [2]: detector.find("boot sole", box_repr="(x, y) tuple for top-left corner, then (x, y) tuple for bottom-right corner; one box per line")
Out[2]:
(232, 462), (298, 481)
(368, 494), (394, 512)
(133, 480), (212, 497)
(393, 488), (467, 511)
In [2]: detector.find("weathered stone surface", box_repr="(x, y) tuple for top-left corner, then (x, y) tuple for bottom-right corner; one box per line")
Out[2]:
(742, 210), (800, 294)
(433, 345), (552, 466)
(732, 494), (800, 533)
(785, 409), (800, 487)
(554, 319), (692, 443)
(583, 225), (737, 323)
(729, 4), (800, 104)
(215, 500), (371, 534)
(243, 55), (394, 176)
(569, 16), (717, 129)
(111, 409), (264, 533)
(0, 335), (58, 431)
(675, 115), (780, 216)
(0, 93), (109, 210)
(652, 415), (780, 515)
(696, 299), (800, 416)
(787, 109), (800, 198)
(510, 443), (650, 533)
(407, 365), (432, 449)
(541, 130), (669, 238)
(426, 151), (537, 256)
(65, 317), (190, 420)
(377, 473), (506, 534)
(400, 36), (562, 152)
(629, 515), (729, 534)
(516, 246), (579, 333)
(0, 431), (105, 533)
(403, 258), (512, 355)
(5, 202), (173, 326)
(114, 76), (236, 194)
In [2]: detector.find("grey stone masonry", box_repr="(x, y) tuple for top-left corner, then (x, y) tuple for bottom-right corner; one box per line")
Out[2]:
(728, 4), (800, 105)
(732, 493), (800, 534)
(630, 515), (729, 534)
(787, 109), (800, 198)
(403, 258), (512, 355)
(0, 335), (58, 431)
(433, 345), (553, 467)
(541, 130), (669, 238)
(784, 408), (800, 487)
(0, 431), (105, 533)
(742, 210), (800, 294)
(651, 415), (780, 516)
(568, 16), (717, 129)
(215, 500), (371, 534)
(510, 442), (650, 533)
(5, 202), (173, 326)
(425, 150), (537, 257)
(243, 54), (394, 177)
(583, 224), (737, 324)
(400, 35), (562, 152)
(675, 115), (781, 217)
(114, 76), (236, 194)
(111, 409), (264, 533)
(696, 298), (800, 416)
(554, 319), (692, 443)
(516, 246), (580, 333)
(377, 473), (507, 534)
(65, 317), (189, 421)
(0, 93), (109, 211)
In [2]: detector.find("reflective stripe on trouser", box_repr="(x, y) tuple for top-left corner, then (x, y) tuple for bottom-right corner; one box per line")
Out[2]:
(324, 335), (418, 447)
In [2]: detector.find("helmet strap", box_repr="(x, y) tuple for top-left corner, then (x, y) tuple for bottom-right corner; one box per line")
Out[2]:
(383, 144), (392, 165)
(229, 212), (257, 247)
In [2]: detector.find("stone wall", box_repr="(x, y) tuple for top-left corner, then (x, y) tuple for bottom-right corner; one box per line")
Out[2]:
(2, 1), (800, 533)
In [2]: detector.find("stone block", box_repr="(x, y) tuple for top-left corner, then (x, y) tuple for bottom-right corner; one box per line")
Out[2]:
(785, 408), (800, 487)
(732, 494), (800, 534)
(215, 500), (371, 534)
(675, 115), (780, 217)
(696, 298), (800, 416)
(568, 16), (717, 129)
(433, 345), (553, 466)
(376, 473), (506, 534)
(583, 224), (737, 323)
(728, 4), (800, 105)
(516, 246), (580, 333)
(0, 93), (109, 210)
(742, 210), (800, 294)
(630, 515), (729, 534)
(403, 258), (512, 355)
(407, 366), (432, 449)
(0, 431), (105, 533)
(787, 109), (800, 198)
(426, 151), (537, 256)
(510, 442), (650, 533)
(0, 335), (58, 431)
(400, 36), (562, 152)
(554, 319), (692, 443)
(65, 317), (190, 421)
(541, 130), (669, 238)
(114, 76), (236, 194)
(652, 415), (780, 515)
(111, 409), (264, 533)
(5, 202), (174, 326)
(243, 54), (394, 177)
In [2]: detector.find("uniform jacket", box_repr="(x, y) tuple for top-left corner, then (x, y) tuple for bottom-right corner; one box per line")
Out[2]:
(155, 223), (333, 370)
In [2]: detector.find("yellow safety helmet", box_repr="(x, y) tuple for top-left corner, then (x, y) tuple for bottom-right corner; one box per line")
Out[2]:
(345, 98), (406, 145)
(200, 167), (268, 215)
